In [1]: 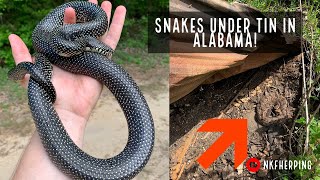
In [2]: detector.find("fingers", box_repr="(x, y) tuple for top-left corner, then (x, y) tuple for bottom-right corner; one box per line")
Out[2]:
(101, 5), (126, 50)
(8, 34), (32, 88)
(88, 0), (98, 4)
(9, 34), (33, 65)
(64, 1), (125, 51)
(101, 1), (112, 25)
(64, 7), (76, 24)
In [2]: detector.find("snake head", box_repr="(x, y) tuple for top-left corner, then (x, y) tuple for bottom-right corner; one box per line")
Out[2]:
(50, 33), (86, 57)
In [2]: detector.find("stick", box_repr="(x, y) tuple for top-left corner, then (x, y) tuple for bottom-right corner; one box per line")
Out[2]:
(302, 158), (320, 180)
(170, 127), (198, 180)
(288, 63), (320, 154)
(298, 0), (310, 154)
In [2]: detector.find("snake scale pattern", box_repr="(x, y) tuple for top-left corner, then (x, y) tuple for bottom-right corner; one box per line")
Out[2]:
(8, 1), (154, 179)
(256, 90), (293, 126)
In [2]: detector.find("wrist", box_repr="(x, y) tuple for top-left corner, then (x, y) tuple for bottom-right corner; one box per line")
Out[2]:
(55, 108), (88, 147)
(12, 107), (89, 179)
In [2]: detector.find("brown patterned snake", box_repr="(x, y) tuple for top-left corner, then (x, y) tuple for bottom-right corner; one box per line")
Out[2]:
(256, 90), (294, 126)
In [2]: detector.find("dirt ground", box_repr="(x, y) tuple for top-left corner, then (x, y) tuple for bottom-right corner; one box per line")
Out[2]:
(170, 54), (304, 179)
(0, 65), (169, 180)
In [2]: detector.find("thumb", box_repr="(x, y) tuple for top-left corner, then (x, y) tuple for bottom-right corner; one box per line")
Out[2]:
(8, 34), (33, 88)
(64, 7), (76, 24)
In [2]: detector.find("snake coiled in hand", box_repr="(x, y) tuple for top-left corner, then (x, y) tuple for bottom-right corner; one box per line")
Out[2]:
(8, 1), (154, 179)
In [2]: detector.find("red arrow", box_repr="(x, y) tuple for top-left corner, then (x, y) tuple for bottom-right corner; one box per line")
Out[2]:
(197, 118), (247, 169)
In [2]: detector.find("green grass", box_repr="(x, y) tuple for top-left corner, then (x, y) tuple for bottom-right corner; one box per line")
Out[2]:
(0, 68), (27, 103)
(228, 0), (320, 179)
(0, 67), (28, 129)
(0, 13), (169, 69)
(113, 48), (168, 70)
(230, 0), (320, 70)
(0, 16), (168, 130)
(229, 0), (300, 11)
(294, 117), (320, 179)
(113, 16), (169, 70)
(0, 67), (27, 112)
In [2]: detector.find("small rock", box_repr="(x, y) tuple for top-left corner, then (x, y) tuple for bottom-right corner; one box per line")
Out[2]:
(211, 174), (219, 179)
(233, 102), (241, 107)
(237, 164), (244, 175)
(221, 165), (234, 179)
(193, 172), (199, 178)
(257, 169), (268, 177)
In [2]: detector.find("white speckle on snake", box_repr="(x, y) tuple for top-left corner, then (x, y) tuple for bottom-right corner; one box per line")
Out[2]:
(8, 1), (154, 179)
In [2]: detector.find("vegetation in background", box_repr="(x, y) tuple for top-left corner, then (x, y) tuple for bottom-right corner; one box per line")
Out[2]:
(0, 0), (169, 68)
(0, 0), (168, 105)
(0, 0), (168, 131)
(0, 0), (61, 67)
(230, 0), (320, 179)
(0, 67), (28, 129)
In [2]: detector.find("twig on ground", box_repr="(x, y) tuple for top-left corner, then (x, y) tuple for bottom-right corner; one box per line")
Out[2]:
(297, 103), (320, 133)
(302, 158), (320, 180)
(288, 73), (320, 153)
(293, 74), (320, 121)
(170, 127), (198, 180)
(299, 0), (310, 154)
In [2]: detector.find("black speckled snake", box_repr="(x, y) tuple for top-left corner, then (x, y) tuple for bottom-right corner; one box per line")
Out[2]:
(8, 1), (154, 179)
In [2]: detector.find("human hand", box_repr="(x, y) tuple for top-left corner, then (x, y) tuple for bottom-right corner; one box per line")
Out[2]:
(9, 0), (126, 126)
(11, 1), (126, 179)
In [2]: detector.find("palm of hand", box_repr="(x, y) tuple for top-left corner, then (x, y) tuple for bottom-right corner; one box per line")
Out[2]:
(9, 1), (126, 121)
(50, 65), (102, 119)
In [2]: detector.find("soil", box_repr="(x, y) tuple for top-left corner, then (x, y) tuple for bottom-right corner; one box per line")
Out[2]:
(170, 54), (304, 179)
(0, 65), (169, 180)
